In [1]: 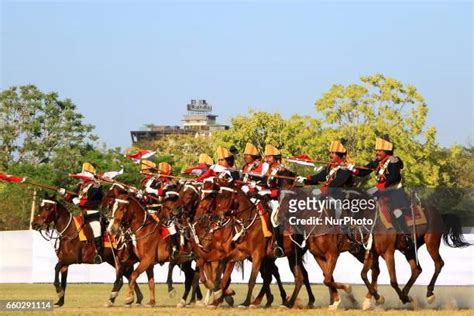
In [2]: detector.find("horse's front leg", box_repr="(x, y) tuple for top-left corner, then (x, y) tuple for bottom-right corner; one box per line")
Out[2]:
(124, 260), (150, 305)
(145, 266), (156, 307)
(167, 261), (176, 298)
(240, 253), (263, 307)
(53, 262), (68, 307)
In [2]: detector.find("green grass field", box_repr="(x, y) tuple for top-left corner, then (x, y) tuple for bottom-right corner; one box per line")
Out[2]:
(0, 283), (473, 315)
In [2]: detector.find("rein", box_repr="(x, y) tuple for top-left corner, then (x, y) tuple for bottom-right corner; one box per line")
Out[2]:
(37, 200), (80, 241)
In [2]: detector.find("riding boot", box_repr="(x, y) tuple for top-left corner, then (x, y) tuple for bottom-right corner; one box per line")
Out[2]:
(393, 212), (413, 251)
(272, 226), (285, 258)
(342, 225), (361, 254)
(94, 237), (103, 264)
(170, 233), (180, 260)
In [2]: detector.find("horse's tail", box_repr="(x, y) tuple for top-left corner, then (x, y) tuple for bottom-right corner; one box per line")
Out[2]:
(442, 214), (471, 248)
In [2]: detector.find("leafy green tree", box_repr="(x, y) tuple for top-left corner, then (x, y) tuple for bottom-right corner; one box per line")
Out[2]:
(213, 110), (322, 167)
(314, 74), (442, 187)
(0, 85), (97, 170)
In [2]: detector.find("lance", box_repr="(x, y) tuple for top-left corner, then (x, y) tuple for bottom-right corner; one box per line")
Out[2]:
(141, 171), (192, 181)
(0, 173), (76, 195)
(286, 157), (375, 171)
(95, 175), (138, 193)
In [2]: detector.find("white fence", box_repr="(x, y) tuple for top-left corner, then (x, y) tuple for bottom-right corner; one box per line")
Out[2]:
(0, 230), (473, 284)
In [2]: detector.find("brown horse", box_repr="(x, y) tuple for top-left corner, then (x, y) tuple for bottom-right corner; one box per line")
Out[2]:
(276, 183), (364, 309)
(30, 193), (143, 307)
(106, 184), (200, 306)
(192, 182), (267, 307)
(356, 191), (471, 309)
(192, 175), (318, 308)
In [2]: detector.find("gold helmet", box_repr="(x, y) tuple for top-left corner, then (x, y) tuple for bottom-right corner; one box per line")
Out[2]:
(375, 136), (393, 151)
(198, 153), (214, 165)
(329, 140), (347, 154)
(158, 162), (171, 175)
(140, 160), (157, 172)
(264, 144), (281, 156)
(244, 143), (259, 156)
(82, 162), (96, 175)
(216, 146), (231, 160)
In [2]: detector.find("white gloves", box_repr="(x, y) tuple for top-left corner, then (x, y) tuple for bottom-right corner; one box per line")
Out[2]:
(296, 176), (306, 184)
(346, 164), (356, 172)
(57, 188), (66, 195)
(313, 166), (324, 173)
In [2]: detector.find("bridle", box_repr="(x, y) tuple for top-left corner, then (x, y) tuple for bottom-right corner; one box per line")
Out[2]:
(36, 199), (75, 240)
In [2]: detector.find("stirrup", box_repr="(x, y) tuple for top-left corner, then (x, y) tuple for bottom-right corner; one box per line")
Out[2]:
(404, 235), (414, 251)
(94, 253), (103, 264)
(274, 245), (285, 258)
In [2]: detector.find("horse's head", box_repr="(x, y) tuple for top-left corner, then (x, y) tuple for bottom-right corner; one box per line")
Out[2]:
(277, 169), (296, 190)
(31, 193), (60, 230)
(170, 182), (200, 218)
(101, 183), (129, 211)
(215, 184), (240, 217)
(158, 183), (181, 218)
(107, 194), (132, 236)
(195, 178), (219, 219)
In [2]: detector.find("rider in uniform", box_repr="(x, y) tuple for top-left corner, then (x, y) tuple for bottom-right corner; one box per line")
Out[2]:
(353, 135), (413, 250)
(296, 139), (354, 219)
(262, 144), (287, 257)
(58, 163), (104, 263)
(183, 154), (213, 176)
(197, 146), (240, 182)
(241, 143), (266, 181)
(141, 161), (181, 259)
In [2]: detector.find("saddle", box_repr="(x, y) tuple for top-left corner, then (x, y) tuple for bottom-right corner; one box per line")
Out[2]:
(72, 215), (114, 247)
(378, 197), (427, 229)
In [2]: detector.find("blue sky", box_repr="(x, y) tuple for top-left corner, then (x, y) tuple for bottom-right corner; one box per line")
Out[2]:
(1, 0), (472, 149)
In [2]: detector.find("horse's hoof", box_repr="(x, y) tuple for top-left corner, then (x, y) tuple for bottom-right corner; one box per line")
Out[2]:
(249, 304), (258, 309)
(427, 294), (436, 305)
(104, 300), (114, 308)
(123, 303), (132, 308)
(264, 293), (274, 308)
(376, 295), (385, 305)
(176, 299), (186, 308)
(295, 298), (305, 309)
(144, 302), (155, 308)
(194, 300), (205, 307)
(206, 304), (217, 309)
(344, 284), (352, 294)
(237, 304), (248, 309)
(307, 302), (315, 309)
(135, 303), (143, 307)
(328, 299), (341, 310)
(124, 296), (134, 305)
(224, 295), (234, 307)
(168, 288), (176, 298)
(362, 298), (373, 311)
(279, 304), (289, 309)
(53, 302), (64, 307)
